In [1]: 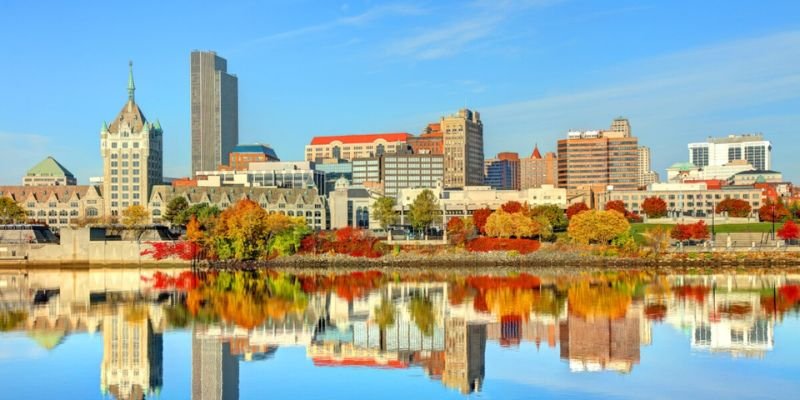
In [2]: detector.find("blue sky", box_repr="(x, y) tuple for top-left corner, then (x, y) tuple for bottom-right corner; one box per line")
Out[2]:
(1, 0), (799, 184)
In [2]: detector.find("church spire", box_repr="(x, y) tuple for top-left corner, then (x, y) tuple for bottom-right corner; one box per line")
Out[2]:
(127, 60), (135, 102)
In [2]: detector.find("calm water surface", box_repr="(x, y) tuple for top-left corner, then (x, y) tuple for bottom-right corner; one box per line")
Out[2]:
(1, 267), (799, 399)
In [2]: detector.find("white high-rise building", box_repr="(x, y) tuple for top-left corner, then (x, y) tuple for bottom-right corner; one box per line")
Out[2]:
(100, 62), (163, 217)
(688, 134), (771, 171)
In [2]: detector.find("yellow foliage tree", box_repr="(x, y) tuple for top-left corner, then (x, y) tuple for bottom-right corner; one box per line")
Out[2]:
(485, 210), (542, 238)
(567, 209), (630, 244)
(122, 204), (149, 227)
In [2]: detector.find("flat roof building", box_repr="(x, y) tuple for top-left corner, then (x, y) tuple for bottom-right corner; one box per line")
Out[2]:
(688, 134), (771, 171)
(305, 133), (412, 162)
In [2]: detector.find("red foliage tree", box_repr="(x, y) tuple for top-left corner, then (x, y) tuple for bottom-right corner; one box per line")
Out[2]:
(778, 220), (800, 241)
(566, 202), (589, 220)
(500, 201), (524, 214)
(641, 197), (667, 218)
(758, 200), (789, 222)
(716, 198), (752, 218)
(472, 208), (492, 234)
(671, 224), (693, 242)
(140, 241), (200, 261)
(604, 200), (627, 215)
(690, 220), (710, 240)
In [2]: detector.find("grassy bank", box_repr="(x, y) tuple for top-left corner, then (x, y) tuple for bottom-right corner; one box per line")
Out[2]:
(631, 222), (773, 235)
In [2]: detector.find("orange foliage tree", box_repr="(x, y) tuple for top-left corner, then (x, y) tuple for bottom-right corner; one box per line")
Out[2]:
(500, 201), (525, 214)
(567, 209), (630, 244)
(472, 208), (492, 235)
(604, 200), (627, 215)
(759, 200), (790, 222)
(566, 202), (589, 220)
(641, 196), (667, 218)
(716, 198), (752, 218)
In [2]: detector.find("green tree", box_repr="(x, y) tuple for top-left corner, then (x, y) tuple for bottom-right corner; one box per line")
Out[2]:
(371, 196), (398, 230)
(164, 197), (189, 225)
(408, 189), (438, 232)
(178, 203), (221, 228)
(0, 198), (27, 224)
(530, 204), (568, 231)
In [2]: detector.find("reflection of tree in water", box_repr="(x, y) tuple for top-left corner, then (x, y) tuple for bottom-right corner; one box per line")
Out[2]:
(409, 295), (435, 336)
(0, 310), (27, 331)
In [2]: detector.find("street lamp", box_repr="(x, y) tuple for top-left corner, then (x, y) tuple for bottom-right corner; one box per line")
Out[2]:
(771, 204), (776, 241)
(711, 201), (716, 240)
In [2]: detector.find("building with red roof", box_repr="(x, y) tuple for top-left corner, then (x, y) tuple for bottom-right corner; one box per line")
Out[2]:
(305, 133), (412, 161)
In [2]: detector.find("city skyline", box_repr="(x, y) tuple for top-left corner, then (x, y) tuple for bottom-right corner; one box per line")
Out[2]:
(1, 1), (799, 185)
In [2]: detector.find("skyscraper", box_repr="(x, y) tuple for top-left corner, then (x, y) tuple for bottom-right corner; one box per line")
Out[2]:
(442, 109), (484, 188)
(557, 118), (639, 191)
(637, 146), (659, 188)
(191, 51), (239, 176)
(100, 62), (163, 217)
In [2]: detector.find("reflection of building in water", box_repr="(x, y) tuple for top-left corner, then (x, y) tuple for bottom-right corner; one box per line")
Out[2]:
(442, 317), (487, 394)
(100, 305), (163, 400)
(665, 275), (776, 358)
(192, 326), (240, 400)
(559, 303), (644, 373)
(487, 316), (560, 349)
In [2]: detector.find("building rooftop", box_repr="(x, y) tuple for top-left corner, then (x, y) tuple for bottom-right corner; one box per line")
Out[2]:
(26, 156), (75, 178)
(310, 133), (411, 145)
(700, 133), (766, 144)
(732, 169), (780, 175)
(231, 143), (279, 160)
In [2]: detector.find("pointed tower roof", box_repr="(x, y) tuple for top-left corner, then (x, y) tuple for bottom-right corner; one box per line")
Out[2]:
(27, 156), (76, 179)
(531, 145), (542, 159)
(108, 61), (147, 134)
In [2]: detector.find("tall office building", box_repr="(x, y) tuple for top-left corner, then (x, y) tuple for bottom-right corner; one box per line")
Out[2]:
(484, 152), (520, 190)
(191, 51), (239, 176)
(637, 146), (659, 188)
(688, 134), (771, 171)
(100, 62), (163, 217)
(520, 145), (557, 189)
(557, 118), (639, 191)
(442, 109), (484, 188)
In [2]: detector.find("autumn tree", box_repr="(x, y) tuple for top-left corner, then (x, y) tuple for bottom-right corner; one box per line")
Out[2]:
(371, 196), (398, 230)
(122, 204), (149, 227)
(566, 202), (589, 220)
(716, 198), (752, 218)
(408, 189), (438, 232)
(447, 217), (474, 246)
(164, 197), (189, 225)
(641, 197), (667, 218)
(0, 198), (27, 224)
(604, 200), (627, 215)
(690, 220), (710, 241)
(500, 201), (524, 214)
(529, 204), (568, 231)
(567, 209), (630, 244)
(759, 200), (789, 222)
(644, 226), (672, 257)
(485, 210), (543, 239)
(671, 224), (693, 242)
(212, 199), (307, 260)
(778, 220), (800, 241)
(472, 208), (492, 235)
(178, 203), (221, 228)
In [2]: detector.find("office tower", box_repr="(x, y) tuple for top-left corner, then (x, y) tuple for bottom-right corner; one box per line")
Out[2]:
(191, 51), (239, 176)
(23, 156), (77, 186)
(637, 146), (658, 187)
(100, 62), (163, 217)
(557, 117), (639, 191)
(484, 152), (520, 190)
(520, 145), (557, 189)
(688, 134), (771, 171)
(442, 109), (484, 188)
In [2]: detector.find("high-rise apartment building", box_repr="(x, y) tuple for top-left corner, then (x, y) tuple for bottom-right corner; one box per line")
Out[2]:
(688, 134), (771, 171)
(520, 146), (557, 189)
(442, 109), (484, 188)
(484, 152), (520, 190)
(191, 51), (239, 175)
(100, 62), (163, 217)
(637, 146), (659, 188)
(557, 118), (639, 191)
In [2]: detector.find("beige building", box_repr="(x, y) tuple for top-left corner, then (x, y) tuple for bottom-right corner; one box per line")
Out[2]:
(22, 157), (77, 186)
(147, 185), (327, 230)
(557, 118), (639, 191)
(637, 146), (659, 188)
(0, 185), (105, 229)
(305, 133), (411, 162)
(520, 146), (557, 189)
(442, 109), (484, 188)
(100, 62), (163, 217)
(327, 178), (380, 230)
(101, 305), (163, 400)
(598, 182), (763, 217)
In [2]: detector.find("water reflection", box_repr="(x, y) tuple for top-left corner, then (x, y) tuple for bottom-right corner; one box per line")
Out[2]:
(1, 267), (799, 399)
